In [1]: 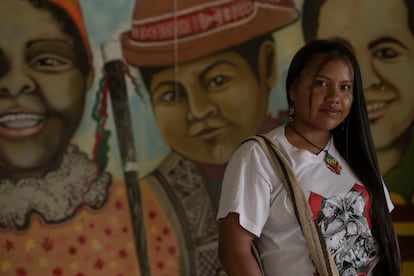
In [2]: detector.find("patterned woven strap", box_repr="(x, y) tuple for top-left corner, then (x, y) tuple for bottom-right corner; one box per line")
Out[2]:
(251, 134), (339, 276)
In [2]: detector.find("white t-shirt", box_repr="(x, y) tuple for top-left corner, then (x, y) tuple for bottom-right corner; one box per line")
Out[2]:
(217, 125), (393, 275)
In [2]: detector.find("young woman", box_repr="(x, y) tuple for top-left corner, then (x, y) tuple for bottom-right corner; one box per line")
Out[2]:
(217, 40), (400, 276)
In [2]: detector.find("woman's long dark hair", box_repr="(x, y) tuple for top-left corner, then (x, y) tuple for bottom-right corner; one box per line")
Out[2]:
(285, 40), (400, 276)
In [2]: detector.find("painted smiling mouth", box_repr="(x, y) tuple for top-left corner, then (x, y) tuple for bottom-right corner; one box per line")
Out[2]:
(0, 113), (45, 128)
(366, 100), (392, 122)
(366, 102), (387, 112)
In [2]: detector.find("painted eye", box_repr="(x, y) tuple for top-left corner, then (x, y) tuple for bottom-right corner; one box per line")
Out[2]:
(160, 90), (176, 102)
(206, 75), (232, 90)
(35, 58), (63, 66)
(159, 86), (187, 103)
(373, 47), (399, 59)
(372, 43), (405, 64)
(30, 54), (72, 72)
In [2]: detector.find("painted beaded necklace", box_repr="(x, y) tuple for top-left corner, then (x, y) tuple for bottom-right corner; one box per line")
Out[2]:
(287, 123), (342, 175)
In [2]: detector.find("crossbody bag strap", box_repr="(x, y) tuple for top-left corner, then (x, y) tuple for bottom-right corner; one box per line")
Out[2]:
(249, 134), (339, 276)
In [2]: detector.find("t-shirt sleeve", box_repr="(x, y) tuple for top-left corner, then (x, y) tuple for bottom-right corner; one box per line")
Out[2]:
(216, 140), (274, 237)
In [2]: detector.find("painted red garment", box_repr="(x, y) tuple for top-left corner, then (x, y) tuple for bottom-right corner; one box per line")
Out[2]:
(0, 179), (141, 276)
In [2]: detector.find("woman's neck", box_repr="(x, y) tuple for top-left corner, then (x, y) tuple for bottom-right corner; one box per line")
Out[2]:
(285, 122), (331, 154)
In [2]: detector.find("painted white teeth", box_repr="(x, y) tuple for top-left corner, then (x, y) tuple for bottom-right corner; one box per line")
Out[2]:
(367, 102), (386, 112)
(0, 113), (44, 128)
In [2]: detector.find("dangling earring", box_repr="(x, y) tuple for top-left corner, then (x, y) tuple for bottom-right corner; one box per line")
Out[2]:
(288, 101), (295, 122)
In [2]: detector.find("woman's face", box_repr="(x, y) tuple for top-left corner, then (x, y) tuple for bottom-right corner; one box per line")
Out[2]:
(149, 49), (272, 164)
(290, 56), (354, 132)
(0, 0), (90, 177)
(317, 0), (414, 149)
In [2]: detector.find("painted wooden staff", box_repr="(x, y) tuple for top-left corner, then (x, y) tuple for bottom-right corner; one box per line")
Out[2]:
(101, 40), (151, 276)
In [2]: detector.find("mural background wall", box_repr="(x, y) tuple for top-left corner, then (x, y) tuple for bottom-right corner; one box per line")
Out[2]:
(1, 0), (412, 275)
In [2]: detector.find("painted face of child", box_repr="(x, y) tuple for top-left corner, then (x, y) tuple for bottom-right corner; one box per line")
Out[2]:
(149, 49), (272, 164)
(0, 0), (91, 178)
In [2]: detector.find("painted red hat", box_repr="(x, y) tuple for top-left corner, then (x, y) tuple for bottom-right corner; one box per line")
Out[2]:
(121, 0), (298, 67)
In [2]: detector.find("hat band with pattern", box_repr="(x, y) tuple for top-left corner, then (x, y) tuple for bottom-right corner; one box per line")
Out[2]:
(129, 0), (295, 45)
(121, 0), (298, 66)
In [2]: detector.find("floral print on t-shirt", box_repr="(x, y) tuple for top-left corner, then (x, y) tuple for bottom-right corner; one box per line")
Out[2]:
(309, 184), (380, 276)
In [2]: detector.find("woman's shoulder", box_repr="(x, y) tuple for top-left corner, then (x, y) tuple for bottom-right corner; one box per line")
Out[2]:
(264, 124), (286, 141)
(250, 124), (287, 150)
(243, 125), (285, 143)
(234, 125), (287, 159)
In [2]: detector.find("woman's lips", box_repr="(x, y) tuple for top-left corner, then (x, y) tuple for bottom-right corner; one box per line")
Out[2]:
(0, 112), (46, 138)
(321, 107), (341, 117)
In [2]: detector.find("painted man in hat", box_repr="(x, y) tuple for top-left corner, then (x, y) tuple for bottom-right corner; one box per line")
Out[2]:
(120, 0), (298, 275)
(0, 1), (141, 275)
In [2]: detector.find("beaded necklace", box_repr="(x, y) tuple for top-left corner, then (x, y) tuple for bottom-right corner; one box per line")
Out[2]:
(287, 123), (342, 175)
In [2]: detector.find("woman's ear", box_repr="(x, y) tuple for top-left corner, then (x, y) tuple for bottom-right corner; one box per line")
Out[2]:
(288, 80), (297, 102)
(258, 39), (277, 88)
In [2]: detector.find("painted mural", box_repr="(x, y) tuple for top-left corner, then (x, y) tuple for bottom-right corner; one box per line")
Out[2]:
(1, 0), (413, 275)
(0, 1), (143, 275)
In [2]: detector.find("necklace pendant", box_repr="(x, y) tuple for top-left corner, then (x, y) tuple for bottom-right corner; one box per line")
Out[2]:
(324, 151), (342, 175)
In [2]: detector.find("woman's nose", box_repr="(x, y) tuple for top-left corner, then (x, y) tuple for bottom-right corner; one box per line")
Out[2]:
(326, 86), (341, 104)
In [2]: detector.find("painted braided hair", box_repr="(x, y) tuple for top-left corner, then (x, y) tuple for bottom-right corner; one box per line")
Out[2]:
(285, 40), (400, 276)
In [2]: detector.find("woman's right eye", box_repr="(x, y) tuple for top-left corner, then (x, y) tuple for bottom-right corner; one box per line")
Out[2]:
(315, 79), (327, 87)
